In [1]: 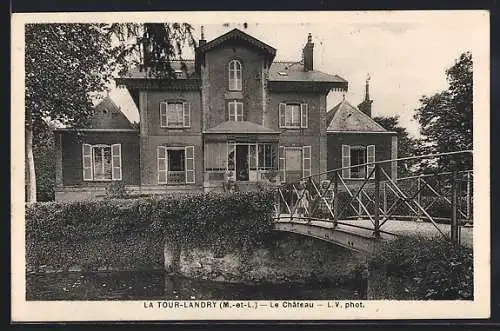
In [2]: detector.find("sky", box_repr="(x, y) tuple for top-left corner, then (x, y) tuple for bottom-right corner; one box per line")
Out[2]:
(110, 11), (488, 137)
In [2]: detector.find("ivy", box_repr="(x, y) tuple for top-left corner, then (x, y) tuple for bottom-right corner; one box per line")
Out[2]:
(26, 191), (275, 272)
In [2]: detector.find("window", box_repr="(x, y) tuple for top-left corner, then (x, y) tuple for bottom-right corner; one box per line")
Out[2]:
(258, 144), (277, 170)
(204, 142), (278, 182)
(157, 146), (195, 184)
(160, 101), (191, 128)
(279, 103), (308, 128)
(228, 60), (242, 91)
(341, 144), (375, 179)
(279, 146), (312, 182)
(228, 101), (244, 121)
(82, 144), (122, 181)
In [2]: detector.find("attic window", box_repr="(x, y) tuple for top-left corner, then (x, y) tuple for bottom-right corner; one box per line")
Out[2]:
(174, 70), (183, 78)
(278, 72), (288, 76)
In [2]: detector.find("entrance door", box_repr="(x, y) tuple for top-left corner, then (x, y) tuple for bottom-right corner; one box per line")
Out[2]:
(235, 145), (249, 181)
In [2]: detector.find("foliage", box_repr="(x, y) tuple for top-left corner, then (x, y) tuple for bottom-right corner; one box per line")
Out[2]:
(368, 235), (473, 300)
(413, 52), (473, 170)
(373, 115), (419, 177)
(105, 181), (129, 199)
(26, 191), (275, 272)
(24, 23), (196, 202)
(32, 119), (56, 201)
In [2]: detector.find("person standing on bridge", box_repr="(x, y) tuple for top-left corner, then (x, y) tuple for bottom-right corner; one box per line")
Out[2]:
(296, 180), (311, 219)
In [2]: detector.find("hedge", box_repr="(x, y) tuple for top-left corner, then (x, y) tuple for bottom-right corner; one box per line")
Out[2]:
(26, 191), (275, 272)
(367, 235), (473, 300)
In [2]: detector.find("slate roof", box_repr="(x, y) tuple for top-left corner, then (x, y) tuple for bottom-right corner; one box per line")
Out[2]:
(204, 121), (280, 134)
(119, 60), (196, 80)
(326, 99), (388, 132)
(269, 61), (348, 85)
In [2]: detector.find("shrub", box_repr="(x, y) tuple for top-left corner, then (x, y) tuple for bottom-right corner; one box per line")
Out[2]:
(367, 235), (473, 300)
(104, 181), (129, 199)
(26, 191), (275, 272)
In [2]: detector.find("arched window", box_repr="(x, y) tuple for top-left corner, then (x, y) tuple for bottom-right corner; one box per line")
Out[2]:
(228, 60), (242, 91)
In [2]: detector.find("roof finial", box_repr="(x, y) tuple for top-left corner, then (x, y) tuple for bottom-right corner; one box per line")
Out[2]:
(307, 33), (312, 43)
(201, 25), (205, 40)
(342, 93), (346, 100)
(365, 73), (371, 101)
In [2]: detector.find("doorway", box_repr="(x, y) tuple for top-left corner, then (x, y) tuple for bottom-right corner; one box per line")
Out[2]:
(235, 145), (249, 181)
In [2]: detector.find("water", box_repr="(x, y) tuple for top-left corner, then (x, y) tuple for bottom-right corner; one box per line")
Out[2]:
(26, 270), (365, 301)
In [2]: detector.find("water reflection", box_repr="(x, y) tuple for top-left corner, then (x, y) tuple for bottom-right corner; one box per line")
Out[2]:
(27, 270), (364, 301)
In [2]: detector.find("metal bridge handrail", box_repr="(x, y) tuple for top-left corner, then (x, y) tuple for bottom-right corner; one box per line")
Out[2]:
(295, 150), (473, 182)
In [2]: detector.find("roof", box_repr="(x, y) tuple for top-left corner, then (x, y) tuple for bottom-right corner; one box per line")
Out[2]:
(119, 60), (196, 80)
(198, 28), (276, 61)
(269, 61), (348, 86)
(204, 121), (280, 134)
(326, 99), (388, 133)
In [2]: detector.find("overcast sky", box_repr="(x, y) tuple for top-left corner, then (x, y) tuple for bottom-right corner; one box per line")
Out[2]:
(111, 11), (488, 137)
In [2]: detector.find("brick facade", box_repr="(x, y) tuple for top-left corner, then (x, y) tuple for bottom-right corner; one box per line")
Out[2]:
(55, 28), (396, 201)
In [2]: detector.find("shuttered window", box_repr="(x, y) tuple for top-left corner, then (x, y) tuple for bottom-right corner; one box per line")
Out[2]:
(279, 146), (286, 182)
(157, 146), (168, 184)
(82, 144), (93, 181)
(279, 103), (308, 128)
(342, 144), (351, 179)
(185, 146), (195, 184)
(300, 103), (308, 128)
(157, 146), (195, 184)
(302, 146), (312, 178)
(82, 143), (122, 181)
(160, 101), (191, 128)
(111, 144), (122, 180)
(367, 145), (376, 179)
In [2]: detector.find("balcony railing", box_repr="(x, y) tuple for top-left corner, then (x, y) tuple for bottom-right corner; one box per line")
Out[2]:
(167, 171), (186, 184)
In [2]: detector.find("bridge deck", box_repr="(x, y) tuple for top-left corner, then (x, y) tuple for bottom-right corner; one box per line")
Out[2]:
(276, 215), (473, 249)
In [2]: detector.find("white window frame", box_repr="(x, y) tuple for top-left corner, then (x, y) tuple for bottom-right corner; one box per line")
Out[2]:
(159, 101), (191, 128)
(279, 103), (308, 129)
(228, 100), (244, 121)
(228, 59), (242, 91)
(157, 145), (195, 185)
(82, 143), (122, 181)
(341, 144), (376, 179)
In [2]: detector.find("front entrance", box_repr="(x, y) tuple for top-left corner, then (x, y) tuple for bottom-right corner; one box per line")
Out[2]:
(235, 144), (249, 181)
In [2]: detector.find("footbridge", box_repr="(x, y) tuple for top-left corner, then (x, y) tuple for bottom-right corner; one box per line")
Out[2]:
(273, 151), (473, 254)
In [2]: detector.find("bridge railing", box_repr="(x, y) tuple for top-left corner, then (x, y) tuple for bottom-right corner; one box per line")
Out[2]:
(274, 150), (473, 243)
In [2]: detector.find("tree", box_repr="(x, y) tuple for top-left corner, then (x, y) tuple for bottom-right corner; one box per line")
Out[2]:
(373, 115), (419, 177)
(413, 52), (473, 169)
(25, 23), (195, 202)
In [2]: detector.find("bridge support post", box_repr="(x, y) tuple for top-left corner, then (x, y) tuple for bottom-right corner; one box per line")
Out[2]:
(451, 169), (459, 244)
(373, 164), (381, 238)
(333, 171), (339, 227)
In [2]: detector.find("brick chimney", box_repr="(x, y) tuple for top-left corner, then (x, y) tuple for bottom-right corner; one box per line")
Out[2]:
(303, 33), (314, 72)
(195, 26), (206, 73)
(358, 74), (373, 117)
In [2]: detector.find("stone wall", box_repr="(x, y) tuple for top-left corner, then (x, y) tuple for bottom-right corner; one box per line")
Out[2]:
(165, 232), (367, 285)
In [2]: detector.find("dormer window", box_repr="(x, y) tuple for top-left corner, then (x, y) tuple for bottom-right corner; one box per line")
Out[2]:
(228, 59), (242, 91)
